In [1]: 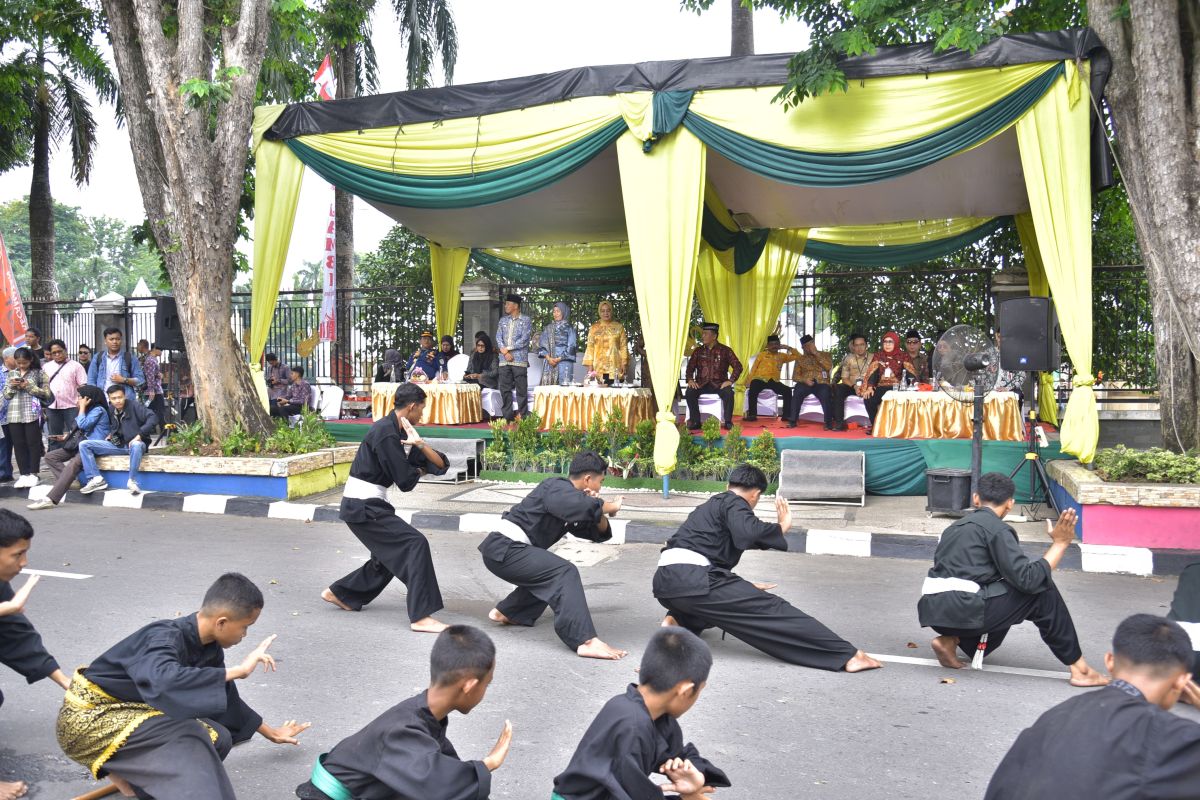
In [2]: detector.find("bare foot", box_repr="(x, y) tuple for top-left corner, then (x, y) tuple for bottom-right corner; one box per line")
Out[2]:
(0, 780), (27, 800)
(109, 773), (138, 797)
(488, 608), (514, 625)
(931, 635), (965, 669)
(661, 614), (678, 627)
(576, 637), (628, 660)
(410, 617), (449, 634)
(1068, 659), (1109, 687)
(321, 588), (354, 612)
(844, 650), (883, 673)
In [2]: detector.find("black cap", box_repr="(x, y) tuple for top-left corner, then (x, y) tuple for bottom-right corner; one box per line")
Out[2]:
(905, 329), (921, 340)
(504, 294), (523, 305)
(767, 334), (780, 344)
(800, 335), (814, 345)
(701, 322), (719, 333)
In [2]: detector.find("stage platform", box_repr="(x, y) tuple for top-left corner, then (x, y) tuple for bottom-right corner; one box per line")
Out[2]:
(324, 418), (1068, 502)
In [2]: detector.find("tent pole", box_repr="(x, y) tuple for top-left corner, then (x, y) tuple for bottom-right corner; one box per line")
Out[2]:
(663, 474), (670, 499)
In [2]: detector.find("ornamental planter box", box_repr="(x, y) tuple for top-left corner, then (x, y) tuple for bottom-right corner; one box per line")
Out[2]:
(1047, 459), (1200, 550)
(95, 445), (358, 499)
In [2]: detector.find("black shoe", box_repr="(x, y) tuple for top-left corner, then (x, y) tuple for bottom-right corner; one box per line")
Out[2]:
(785, 420), (797, 429)
(823, 422), (833, 431)
(722, 421), (733, 430)
(743, 414), (757, 423)
(833, 422), (847, 432)
(686, 421), (701, 431)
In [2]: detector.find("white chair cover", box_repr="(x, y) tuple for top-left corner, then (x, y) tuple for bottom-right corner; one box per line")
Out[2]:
(318, 385), (344, 420)
(446, 353), (469, 383)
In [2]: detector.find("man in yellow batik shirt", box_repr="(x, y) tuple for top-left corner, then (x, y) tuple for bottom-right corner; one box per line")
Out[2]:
(787, 335), (835, 430)
(743, 335), (799, 423)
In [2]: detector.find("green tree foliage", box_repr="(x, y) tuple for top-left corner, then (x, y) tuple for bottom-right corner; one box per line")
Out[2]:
(0, 198), (167, 299)
(355, 224), (445, 359)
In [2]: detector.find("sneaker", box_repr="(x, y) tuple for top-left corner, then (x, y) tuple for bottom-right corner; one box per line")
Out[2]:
(27, 497), (56, 510)
(126, 479), (140, 495)
(80, 476), (108, 495)
(16, 474), (37, 489)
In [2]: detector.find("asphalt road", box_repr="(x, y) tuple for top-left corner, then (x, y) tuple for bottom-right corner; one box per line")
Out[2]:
(0, 497), (1193, 799)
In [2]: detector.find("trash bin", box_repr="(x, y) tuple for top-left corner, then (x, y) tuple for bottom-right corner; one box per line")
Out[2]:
(925, 468), (972, 515)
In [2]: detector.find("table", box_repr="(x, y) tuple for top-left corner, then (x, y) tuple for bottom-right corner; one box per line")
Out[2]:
(873, 390), (1023, 441)
(371, 382), (483, 425)
(533, 385), (654, 431)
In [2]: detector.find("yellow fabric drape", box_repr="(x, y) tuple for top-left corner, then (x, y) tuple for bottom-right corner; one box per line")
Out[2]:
(688, 62), (1058, 153)
(429, 243), (470, 340)
(616, 128), (706, 475)
(810, 216), (996, 246)
(617, 92), (654, 143)
(482, 241), (631, 269)
(1015, 64), (1096, 462)
(250, 121), (307, 365)
(1015, 213), (1060, 427)
(695, 229), (808, 414)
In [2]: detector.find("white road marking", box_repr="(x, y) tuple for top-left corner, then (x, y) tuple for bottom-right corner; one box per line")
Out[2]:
(24, 568), (93, 580)
(869, 652), (1068, 680)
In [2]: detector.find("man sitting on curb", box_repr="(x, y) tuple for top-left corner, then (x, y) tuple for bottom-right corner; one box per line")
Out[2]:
(78, 384), (159, 496)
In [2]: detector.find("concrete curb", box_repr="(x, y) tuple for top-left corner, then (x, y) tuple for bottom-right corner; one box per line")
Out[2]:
(2, 485), (1194, 578)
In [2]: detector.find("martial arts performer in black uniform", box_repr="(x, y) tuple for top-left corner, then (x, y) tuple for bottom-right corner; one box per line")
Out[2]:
(0, 509), (69, 800)
(480, 451), (628, 660)
(552, 627), (730, 800)
(323, 382), (451, 633)
(57, 573), (309, 800)
(985, 614), (1200, 799)
(295, 625), (512, 800)
(653, 464), (881, 672)
(918, 471), (1107, 686)
(1167, 561), (1200, 677)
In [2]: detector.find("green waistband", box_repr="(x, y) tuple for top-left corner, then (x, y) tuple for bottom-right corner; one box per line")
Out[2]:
(311, 754), (352, 800)
(551, 793), (567, 800)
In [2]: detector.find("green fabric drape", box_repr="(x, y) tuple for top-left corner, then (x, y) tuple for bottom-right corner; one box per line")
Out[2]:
(285, 119), (626, 209)
(652, 90), (695, 137)
(470, 250), (632, 287)
(682, 62), (1064, 187)
(699, 203), (770, 273)
(1015, 213), (1061, 426)
(430, 244), (470, 339)
(805, 216), (1010, 266)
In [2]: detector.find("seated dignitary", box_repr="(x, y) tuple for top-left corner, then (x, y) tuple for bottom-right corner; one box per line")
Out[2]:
(742, 334), (798, 423)
(918, 472), (1107, 686)
(480, 451), (628, 661)
(683, 322), (742, 431)
(406, 332), (446, 381)
(902, 330), (930, 383)
(829, 332), (871, 431)
(786, 334), (834, 429)
(653, 464), (881, 673)
(984, 614), (1200, 800)
(296, 625), (512, 800)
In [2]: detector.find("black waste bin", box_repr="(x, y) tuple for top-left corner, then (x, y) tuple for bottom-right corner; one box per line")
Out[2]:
(925, 468), (972, 515)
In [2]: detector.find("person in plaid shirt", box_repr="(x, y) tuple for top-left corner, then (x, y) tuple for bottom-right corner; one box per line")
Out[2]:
(270, 367), (314, 417)
(139, 342), (166, 434)
(684, 323), (742, 431)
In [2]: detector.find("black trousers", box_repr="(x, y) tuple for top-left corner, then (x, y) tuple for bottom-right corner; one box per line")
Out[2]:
(684, 383), (733, 427)
(0, 424), (12, 481)
(932, 584), (1083, 666)
(148, 394), (167, 432)
(789, 382), (832, 424)
(270, 402), (304, 417)
(103, 715), (235, 800)
(330, 514), (445, 623)
(830, 384), (856, 426)
(657, 570), (859, 671)
(745, 379), (790, 419)
(497, 365), (528, 418)
(479, 532), (598, 650)
(864, 385), (893, 424)
(8, 421), (43, 475)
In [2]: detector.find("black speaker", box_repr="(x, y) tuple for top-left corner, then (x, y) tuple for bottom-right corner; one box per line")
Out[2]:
(154, 296), (186, 351)
(998, 297), (1060, 372)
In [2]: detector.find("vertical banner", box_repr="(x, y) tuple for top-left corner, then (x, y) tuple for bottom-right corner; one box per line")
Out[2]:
(318, 203), (336, 342)
(0, 231), (29, 346)
(314, 54), (336, 101)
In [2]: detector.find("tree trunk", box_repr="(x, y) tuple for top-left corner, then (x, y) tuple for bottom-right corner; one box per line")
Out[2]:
(102, 0), (275, 438)
(28, 52), (55, 303)
(333, 43), (356, 391)
(1089, 0), (1200, 451)
(731, 0), (754, 57)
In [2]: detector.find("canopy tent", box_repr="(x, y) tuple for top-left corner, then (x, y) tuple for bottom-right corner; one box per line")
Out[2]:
(251, 29), (1112, 470)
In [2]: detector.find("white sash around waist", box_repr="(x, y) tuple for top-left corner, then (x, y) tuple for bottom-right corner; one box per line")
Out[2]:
(494, 519), (531, 545)
(657, 548), (712, 568)
(1177, 620), (1200, 650)
(343, 476), (388, 501)
(921, 576), (982, 596)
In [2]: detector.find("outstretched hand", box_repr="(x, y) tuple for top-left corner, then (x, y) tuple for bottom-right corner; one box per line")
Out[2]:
(0, 575), (39, 617)
(659, 758), (713, 797)
(236, 634), (278, 679)
(1047, 508), (1078, 545)
(262, 719), (311, 745)
(774, 495), (792, 532)
(1181, 680), (1200, 707)
(483, 720), (513, 771)
(399, 416), (424, 446)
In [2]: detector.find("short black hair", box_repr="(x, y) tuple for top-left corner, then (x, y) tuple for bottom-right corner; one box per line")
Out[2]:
(47, 338), (66, 351)
(79, 344), (91, 352)
(290, 366), (305, 378)
(13, 347), (40, 368)
(103, 327), (122, 338)
(430, 625), (496, 686)
(106, 384), (125, 396)
(0, 509), (34, 548)
(640, 627), (712, 692)
(265, 352), (278, 362)
(728, 464), (768, 492)
(393, 382), (427, 410)
(1112, 614), (1194, 676)
(201, 573), (264, 619)
(849, 332), (867, 344)
(24, 326), (40, 336)
(904, 330), (921, 340)
(977, 472), (1016, 505)
(137, 339), (149, 348)
(568, 451), (606, 479)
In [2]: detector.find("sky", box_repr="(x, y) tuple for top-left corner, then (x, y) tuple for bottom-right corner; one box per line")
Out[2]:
(0, 0), (809, 285)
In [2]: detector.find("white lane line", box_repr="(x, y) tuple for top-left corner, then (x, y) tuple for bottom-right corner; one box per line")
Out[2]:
(869, 653), (1068, 680)
(24, 568), (93, 580)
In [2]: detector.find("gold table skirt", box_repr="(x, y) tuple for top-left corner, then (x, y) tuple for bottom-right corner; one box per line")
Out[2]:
(533, 386), (654, 431)
(372, 382), (483, 425)
(873, 391), (1024, 441)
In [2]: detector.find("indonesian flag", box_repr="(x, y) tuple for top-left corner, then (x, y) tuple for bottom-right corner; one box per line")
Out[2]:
(0, 231), (29, 347)
(314, 55), (337, 101)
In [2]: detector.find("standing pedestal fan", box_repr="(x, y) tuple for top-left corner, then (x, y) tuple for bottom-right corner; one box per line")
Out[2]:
(932, 325), (1000, 507)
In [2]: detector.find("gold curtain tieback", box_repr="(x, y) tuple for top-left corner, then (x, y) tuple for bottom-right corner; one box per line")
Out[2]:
(1072, 375), (1095, 388)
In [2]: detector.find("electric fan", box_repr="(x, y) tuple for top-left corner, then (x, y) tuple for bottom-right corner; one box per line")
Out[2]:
(932, 325), (999, 506)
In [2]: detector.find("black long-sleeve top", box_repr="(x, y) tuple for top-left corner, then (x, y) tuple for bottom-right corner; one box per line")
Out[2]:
(501, 477), (608, 549)
(553, 683), (730, 800)
(82, 613), (262, 741)
(340, 412), (449, 523)
(0, 579), (60, 707)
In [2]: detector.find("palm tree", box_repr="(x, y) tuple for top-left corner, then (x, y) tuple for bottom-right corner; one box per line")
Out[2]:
(731, 0), (754, 56)
(6, 1), (117, 301)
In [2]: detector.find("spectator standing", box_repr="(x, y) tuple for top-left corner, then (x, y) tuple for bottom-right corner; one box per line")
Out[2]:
(76, 344), (92, 371)
(22, 327), (43, 361)
(27, 385), (110, 510)
(78, 385), (158, 496)
(3, 348), (51, 488)
(141, 343), (166, 433)
(42, 339), (88, 449)
(270, 367), (313, 418)
(87, 327), (144, 400)
(495, 294), (532, 422)
(0, 348), (15, 483)
(264, 352), (291, 400)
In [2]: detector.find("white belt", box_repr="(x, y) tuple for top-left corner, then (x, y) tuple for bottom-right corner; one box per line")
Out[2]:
(1177, 621), (1200, 650)
(921, 576), (982, 595)
(494, 519), (531, 545)
(657, 548), (712, 568)
(343, 476), (388, 501)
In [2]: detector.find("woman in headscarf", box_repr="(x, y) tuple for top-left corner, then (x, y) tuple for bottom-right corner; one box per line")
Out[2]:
(464, 333), (499, 390)
(439, 335), (459, 360)
(582, 300), (628, 385)
(862, 331), (916, 424)
(537, 301), (577, 386)
(373, 348), (405, 384)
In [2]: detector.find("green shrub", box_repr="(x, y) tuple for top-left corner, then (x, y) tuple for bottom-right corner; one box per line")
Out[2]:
(264, 409), (335, 454)
(1093, 446), (1200, 484)
(165, 421), (209, 455)
(220, 421), (262, 456)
